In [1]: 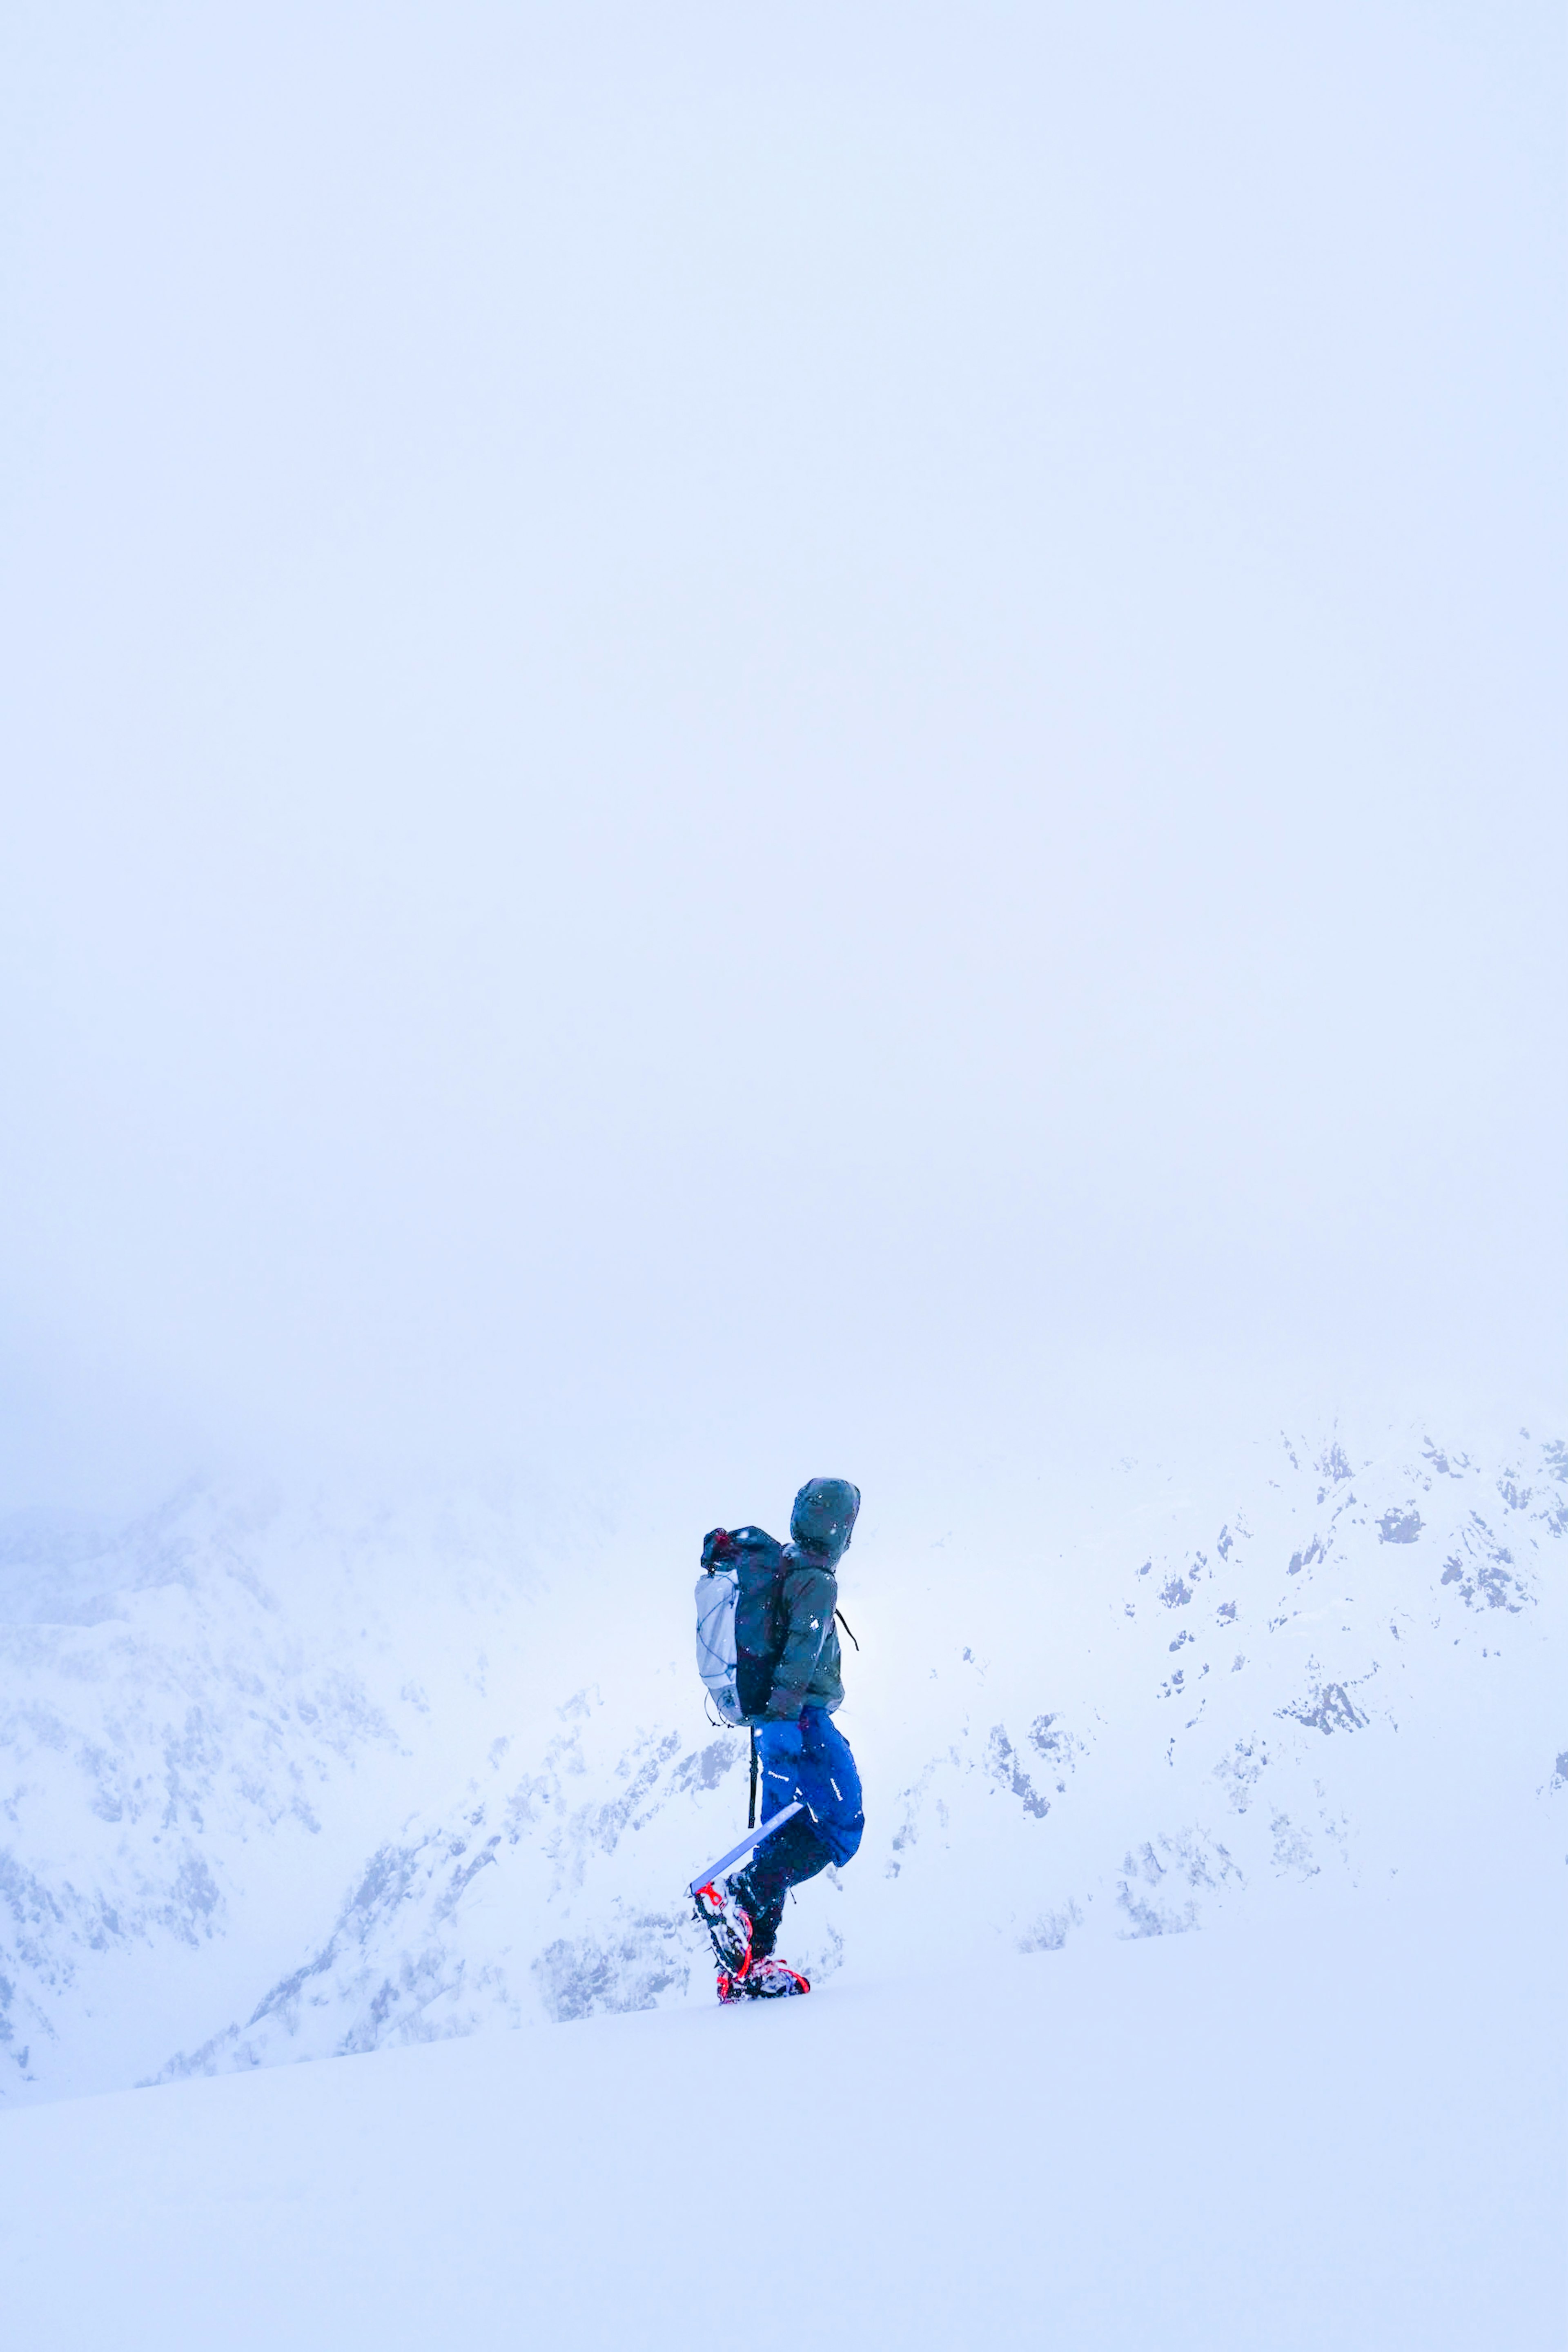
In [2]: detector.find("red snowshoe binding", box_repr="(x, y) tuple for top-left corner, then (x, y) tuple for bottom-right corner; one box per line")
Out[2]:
(694, 1880), (810, 2002)
(733, 1953), (811, 2000)
(693, 1879), (753, 1977)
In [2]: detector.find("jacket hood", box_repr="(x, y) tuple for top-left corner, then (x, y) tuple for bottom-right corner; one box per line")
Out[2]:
(789, 1477), (861, 1567)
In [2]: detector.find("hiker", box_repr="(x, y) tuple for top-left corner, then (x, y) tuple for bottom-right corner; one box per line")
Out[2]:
(694, 1477), (864, 2000)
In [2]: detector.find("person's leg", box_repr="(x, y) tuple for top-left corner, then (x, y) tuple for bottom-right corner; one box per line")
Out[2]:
(794, 1710), (864, 1866)
(736, 1719), (828, 1955)
(755, 1719), (805, 1829)
(730, 1810), (831, 1956)
(732, 1711), (863, 1956)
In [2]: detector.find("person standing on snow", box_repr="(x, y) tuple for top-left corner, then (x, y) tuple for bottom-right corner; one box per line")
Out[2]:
(698, 1477), (864, 1998)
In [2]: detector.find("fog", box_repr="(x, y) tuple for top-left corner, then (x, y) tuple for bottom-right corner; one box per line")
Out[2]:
(1, 1), (1562, 1512)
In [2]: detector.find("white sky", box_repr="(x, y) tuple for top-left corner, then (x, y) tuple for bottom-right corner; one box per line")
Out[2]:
(0, 2), (1562, 1507)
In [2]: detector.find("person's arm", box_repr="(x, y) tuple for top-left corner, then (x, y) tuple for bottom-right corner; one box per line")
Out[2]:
(765, 1564), (836, 1718)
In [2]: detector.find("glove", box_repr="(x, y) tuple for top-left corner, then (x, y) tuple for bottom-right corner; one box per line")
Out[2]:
(762, 1718), (805, 1763)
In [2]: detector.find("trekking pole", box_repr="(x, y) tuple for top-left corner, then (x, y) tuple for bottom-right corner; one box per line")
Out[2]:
(748, 1727), (759, 1829)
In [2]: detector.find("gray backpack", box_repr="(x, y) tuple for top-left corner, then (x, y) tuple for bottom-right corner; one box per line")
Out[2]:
(694, 1525), (789, 1725)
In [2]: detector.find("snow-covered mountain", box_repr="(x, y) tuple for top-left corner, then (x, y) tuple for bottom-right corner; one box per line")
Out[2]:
(0, 1481), (569, 2098)
(2, 1420), (1562, 2105)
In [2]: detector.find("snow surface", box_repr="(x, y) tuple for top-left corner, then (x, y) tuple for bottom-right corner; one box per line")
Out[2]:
(0, 1874), (1560, 2351)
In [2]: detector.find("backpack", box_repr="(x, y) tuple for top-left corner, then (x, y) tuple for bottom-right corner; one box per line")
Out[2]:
(694, 1526), (790, 1726)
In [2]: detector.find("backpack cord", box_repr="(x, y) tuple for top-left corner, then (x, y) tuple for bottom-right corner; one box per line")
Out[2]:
(835, 1608), (860, 1651)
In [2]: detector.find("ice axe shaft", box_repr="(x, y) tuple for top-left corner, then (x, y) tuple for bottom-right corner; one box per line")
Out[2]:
(688, 1801), (803, 1897)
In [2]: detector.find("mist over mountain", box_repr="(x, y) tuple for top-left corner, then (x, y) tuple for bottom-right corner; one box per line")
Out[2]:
(1, 0), (1563, 1524)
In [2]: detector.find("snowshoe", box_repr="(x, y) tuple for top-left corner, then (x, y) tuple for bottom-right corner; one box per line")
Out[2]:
(692, 1878), (753, 1977)
(715, 1953), (810, 2003)
(740, 1954), (811, 1999)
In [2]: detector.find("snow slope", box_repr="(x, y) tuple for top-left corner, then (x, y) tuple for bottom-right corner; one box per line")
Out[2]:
(0, 1482), (573, 2096)
(1, 1420), (1563, 2104)
(0, 1873), (1561, 2352)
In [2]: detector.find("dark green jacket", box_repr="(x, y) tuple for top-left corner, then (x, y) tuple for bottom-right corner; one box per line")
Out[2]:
(765, 1548), (843, 1718)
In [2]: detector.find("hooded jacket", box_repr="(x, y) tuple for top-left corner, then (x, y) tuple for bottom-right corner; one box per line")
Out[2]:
(764, 1551), (843, 1717)
(763, 1477), (860, 1720)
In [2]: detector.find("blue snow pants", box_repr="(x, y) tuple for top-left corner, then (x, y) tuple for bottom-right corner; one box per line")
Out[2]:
(735, 1709), (863, 1957)
(757, 1707), (864, 1865)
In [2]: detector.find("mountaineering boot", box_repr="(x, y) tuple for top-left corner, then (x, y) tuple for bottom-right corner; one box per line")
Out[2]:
(715, 1953), (810, 2004)
(740, 1953), (811, 1998)
(692, 1878), (753, 1978)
